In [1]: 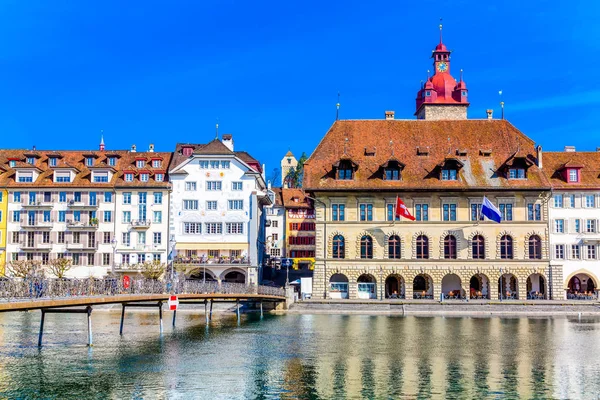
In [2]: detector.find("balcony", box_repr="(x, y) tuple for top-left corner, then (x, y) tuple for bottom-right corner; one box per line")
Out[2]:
(66, 241), (99, 251)
(130, 219), (152, 229)
(67, 200), (99, 210)
(20, 220), (53, 230)
(21, 201), (54, 210)
(66, 221), (99, 231)
(19, 241), (52, 251)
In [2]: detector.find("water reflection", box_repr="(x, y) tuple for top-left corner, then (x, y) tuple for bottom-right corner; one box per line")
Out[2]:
(0, 312), (599, 398)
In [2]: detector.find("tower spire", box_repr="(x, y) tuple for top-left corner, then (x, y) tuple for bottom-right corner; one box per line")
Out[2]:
(99, 130), (105, 151)
(215, 119), (219, 140)
(439, 18), (443, 44)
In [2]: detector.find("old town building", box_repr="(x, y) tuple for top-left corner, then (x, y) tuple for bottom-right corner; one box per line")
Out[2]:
(264, 187), (286, 264)
(303, 33), (557, 300)
(282, 188), (316, 270)
(0, 186), (6, 273)
(281, 151), (298, 188)
(168, 134), (271, 285)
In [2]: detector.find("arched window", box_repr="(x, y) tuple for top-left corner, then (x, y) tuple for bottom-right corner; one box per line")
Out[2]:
(388, 235), (401, 259)
(332, 235), (345, 259)
(360, 236), (373, 259)
(416, 235), (429, 259)
(528, 235), (542, 259)
(500, 235), (513, 259)
(444, 235), (457, 259)
(472, 235), (485, 259)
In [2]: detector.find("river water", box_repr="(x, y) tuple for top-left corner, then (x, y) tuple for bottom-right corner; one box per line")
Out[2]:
(0, 311), (598, 399)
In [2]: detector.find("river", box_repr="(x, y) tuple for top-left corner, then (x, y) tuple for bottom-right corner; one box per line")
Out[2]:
(0, 311), (598, 399)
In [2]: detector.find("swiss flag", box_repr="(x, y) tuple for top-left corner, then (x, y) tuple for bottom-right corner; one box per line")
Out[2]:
(395, 196), (415, 221)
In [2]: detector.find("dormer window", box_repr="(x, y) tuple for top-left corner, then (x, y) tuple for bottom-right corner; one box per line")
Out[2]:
(55, 172), (70, 183)
(136, 160), (145, 168)
(9, 160), (15, 168)
(385, 169), (400, 180)
(425, 91), (431, 96)
(108, 157), (116, 166)
(509, 168), (526, 179)
(85, 157), (93, 167)
(182, 146), (193, 157)
(441, 169), (457, 181)
(27, 157), (35, 165)
(140, 173), (149, 182)
(155, 173), (164, 182)
(381, 159), (404, 181)
(152, 160), (161, 168)
(18, 172), (33, 182)
(568, 169), (579, 183)
(93, 172), (109, 183)
(125, 173), (133, 182)
(49, 157), (57, 167)
(337, 161), (354, 180)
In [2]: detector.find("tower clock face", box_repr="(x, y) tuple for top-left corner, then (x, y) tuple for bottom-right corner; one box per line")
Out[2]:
(437, 62), (448, 72)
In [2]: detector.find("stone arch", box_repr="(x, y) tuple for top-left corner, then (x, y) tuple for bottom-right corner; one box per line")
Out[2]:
(188, 268), (218, 281)
(355, 231), (375, 259)
(526, 271), (548, 299)
(412, 231), (432, 259)
(524, 231), (547, 259)
(220, 268), (247, 283)
(384, 231), (403, 259)
(441, 273), (463, 299)
(328, 231), (347, 259)
(356, 273), (377, 299)
(469, 273), (491, 299)
(439, 231), (462, 259)
(496, 230), (516, 259)
(467, 230), (490, 259)
(412, 273), (433, 299)
(384, 274), (405, 299)
(498, 272), (519, 299)
(329, 272), (349, 299)
(564, 269), (600, 291)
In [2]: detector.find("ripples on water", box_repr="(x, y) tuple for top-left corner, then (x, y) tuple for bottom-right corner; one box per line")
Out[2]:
(0, 311), (599, 399)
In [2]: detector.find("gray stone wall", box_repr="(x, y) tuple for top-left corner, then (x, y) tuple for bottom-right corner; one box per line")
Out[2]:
(417, 105), (468, 120)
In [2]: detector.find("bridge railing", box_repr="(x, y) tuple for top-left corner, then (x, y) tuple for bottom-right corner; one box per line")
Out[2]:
(0, 278), (285, 301)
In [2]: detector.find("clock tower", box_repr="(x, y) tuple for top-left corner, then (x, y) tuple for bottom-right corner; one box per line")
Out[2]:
(415, 25), (469, 120)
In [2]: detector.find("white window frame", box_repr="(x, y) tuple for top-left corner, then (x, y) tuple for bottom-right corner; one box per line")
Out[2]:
(185, 182), (197, 191)
(183, 200), (199, 210)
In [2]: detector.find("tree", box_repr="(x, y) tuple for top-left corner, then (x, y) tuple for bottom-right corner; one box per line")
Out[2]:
(269, 167), (281, 187)
(47, 258), (73, 279)
(284, 152), (308, 188)
(7, 260), (42, 278)
(140, 260), (166, 280)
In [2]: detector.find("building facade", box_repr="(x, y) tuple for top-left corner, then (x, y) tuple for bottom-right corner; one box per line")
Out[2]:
(0, 187), (6, 273)
(281, 151), (298, 188)
(169, 135), (271, 285)
(282, 188), (316, 270)
(264, 187), (286, 265)
(303, 35), (558, 300)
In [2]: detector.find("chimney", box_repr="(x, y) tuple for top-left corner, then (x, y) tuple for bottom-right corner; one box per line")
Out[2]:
(597, 147), (600, 152)
(32, 145), (36, 151)
(222, 134), (234, 151)
(564, 146), (576, 152)
(131, 144), (137, 153)
(385, 111), (395, 120)
(149, 143), (154, 152)
(267, 181), (272, 189)
(486, 109), (493, 119)
(536, 145), (543, 168)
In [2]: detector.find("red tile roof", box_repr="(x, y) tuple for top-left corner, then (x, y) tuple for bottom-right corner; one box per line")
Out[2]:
(281, 188), (312, 209)
(543, 152), (600, 189)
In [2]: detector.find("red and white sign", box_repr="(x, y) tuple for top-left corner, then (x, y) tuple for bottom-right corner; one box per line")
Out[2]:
(395, 196), (416, 221)
(123, 275), (131, 289)
(168, 295), (179, 311)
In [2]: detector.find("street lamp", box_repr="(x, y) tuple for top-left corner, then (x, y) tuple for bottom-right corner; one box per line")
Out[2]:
(169, 236), (176, 281)
(111, 238), (117, 276)
(304, 195), (327, 299)
(499, 267), (503, 301)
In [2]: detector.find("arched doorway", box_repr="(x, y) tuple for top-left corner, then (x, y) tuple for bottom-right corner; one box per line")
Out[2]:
(385, 275), (405, 299)
(189, 269), (217, 281)
(223, 271), (246, 284)
(526, 273), (546, 299)
(498, 273), (519, 299)
(441, 274), (462, 299)
(329, 273), (349, 299)
(567, 273), (597, 299)
(357, 274), (377, 299)
(469, 274), (490, 299)
(413, 274), (433, 299)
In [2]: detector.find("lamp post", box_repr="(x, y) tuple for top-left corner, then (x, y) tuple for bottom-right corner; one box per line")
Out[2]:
(305, 195), (327, 299)
(111, 238), (117, 276)
(379, 266), (384, 301)
(169, 236), (176, 281)
(499, 267), (503, 301)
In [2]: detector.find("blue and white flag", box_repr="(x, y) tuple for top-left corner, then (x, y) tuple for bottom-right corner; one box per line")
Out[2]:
(481, 196), (502, 223)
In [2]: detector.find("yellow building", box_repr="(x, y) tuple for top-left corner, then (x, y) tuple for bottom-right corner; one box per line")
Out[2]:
(282, 189), (316, 270)
(0, 189), (7, 274)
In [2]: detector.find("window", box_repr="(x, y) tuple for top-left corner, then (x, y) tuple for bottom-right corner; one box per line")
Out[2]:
(18, 173), (33, 183)
(569, 169), (579, 182)
(153, 192), (162, 204)
(153, 232), (162, 245)
(49, 157), (57, 167)
(232, 182), (243, 191)
(0, 211), (2, 223)
(103, 253), (111, 266)
(500, 235), (513, 259)
(228, 200), (243, 210)
(29, 192), (36, 205)
(332, 204), (345, 221)
(155, 173), (164, 182)
(13, 192), (21, 202)
(385, 168), (400, 180)
(184, 222), (201, 234)
(0, 192), (2, 202)
(441, 169), (457, 181)
(55, 173), (70, 183)
(123, 211), (131, 223)
(210, 160), (220, 169)
(205, 223), (222, 234)
(587, 245), (596, 260)
(103, 232), (111, 244)
(74, 211), (81, 222)
(360, 236), (373, 259)
(289, 222), (315, 231)
(136, 160), (145, 168)
(416, 235), (429, 259)
(586, 219), (597, 233)
(185, 182), (197, 191)
(58, 232), (65, 244)
(73, 232), (80, 244)
(571, 245), (580, 259)
(359, 204), (373, 221)
(221, 160), (230, 169)
(472, 235), (485, 259)
(199, 160), (209, 169)
(103, 211), (112, 223)
(108, 157), (116, 166)
(271, 220), (278, 228)
(153, 254), (161, 262)
(85, 157), (93, 167)
(386, 204), (400, 222)
(125, 173), (133, 182)
(565, 194), (575, 208)
(271, 248), (281, 257)
(152, 160), (161, 168)
(206, 201), (218, 210)
(140, 174), (149, 182)
(554, 219), (564, 233)
(332, 235), (345, 259)
(575, 219), (581, 233)
(138, 232), (146, 245)
(43, 211), (51, 222)
(12, 211), (20, 222)
(499, 203), (513, 221)
(508, 168), (526, 179)
(183, 200), (198, 210)
(553, 195), (563, 208)
(153, 211), (162, 223)
(104, 192), (112, 203)
(527, 203), (541, 221)
(226, 223), (244, 234)
(388, 235), (401, 259)
(87, 253), (95, 266)
(138, 253), (146, 263)
(470, 203), (482, 221)
(26, 157), (34, 164)
(415, 204), (429, 221)
(528, 235), (542, 259)
(93, 172), (109, 183)
(337, 161), (353, 180)
(89, 192), (97, 206)
(442, 204), (457, 221)
(206, 181), (222, 191)
(41, 253), (49, 265)
(555, 244), (565, 260)
(123, 192), (131, 204)
(444, 235), (457, 259)
(73, 254), (80, 266)
(586, 195), (596, 208)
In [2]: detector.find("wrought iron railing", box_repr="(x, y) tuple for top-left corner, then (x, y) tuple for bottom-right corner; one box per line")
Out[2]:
(0, 278), (285, 301)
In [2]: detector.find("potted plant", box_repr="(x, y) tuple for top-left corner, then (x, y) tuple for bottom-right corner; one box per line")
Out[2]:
(90, 217), (99, 226)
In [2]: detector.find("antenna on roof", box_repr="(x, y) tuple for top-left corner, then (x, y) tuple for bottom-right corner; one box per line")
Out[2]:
(439, 17), (443, 44)
(215, 118), (219, 140)
(427, 70), (430, 80)
(336, 92), (340, 121)
(499, 90), (504, 120)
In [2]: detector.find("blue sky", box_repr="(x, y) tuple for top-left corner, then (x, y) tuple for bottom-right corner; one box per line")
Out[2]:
(0, 0), (598, 183)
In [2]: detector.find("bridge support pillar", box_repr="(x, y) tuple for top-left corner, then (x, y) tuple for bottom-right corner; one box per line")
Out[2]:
(260, 302), (263, 318)
(38, 307), (93, 347)
(209, 300), (213, 321)
(38, 310), (45, 347)
(236, 299), (240, 320)
(87, 306), (93, 346)
(205, 300), (209, 324)
(158, 301), (163, 334)
(120, 304), (126, 335)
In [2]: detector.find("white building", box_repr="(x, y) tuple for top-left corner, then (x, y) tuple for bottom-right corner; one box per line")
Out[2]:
(546, 149), (600, 299)
(264, 187), (286, 264)
(169, 135), (271, 285)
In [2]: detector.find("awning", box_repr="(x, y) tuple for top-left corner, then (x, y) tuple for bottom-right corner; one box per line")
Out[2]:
(175, 243), (248, 250)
